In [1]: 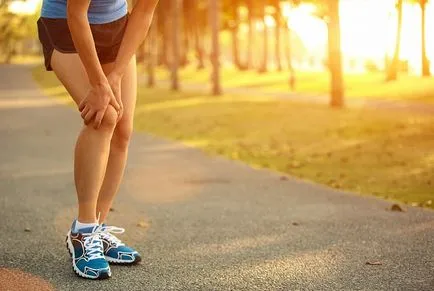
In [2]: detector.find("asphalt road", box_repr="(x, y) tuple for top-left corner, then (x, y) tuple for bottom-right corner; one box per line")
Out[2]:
(1, 64), (434, 291)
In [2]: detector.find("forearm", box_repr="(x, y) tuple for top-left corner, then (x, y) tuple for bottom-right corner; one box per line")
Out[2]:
(67, 4), (106, 86)
(112, 0), (159, 77)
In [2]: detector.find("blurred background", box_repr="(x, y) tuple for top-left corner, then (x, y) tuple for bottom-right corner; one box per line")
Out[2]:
(1, 0), (433, 100)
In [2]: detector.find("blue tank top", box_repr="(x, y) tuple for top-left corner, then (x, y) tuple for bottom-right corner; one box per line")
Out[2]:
(41, 0), (128, 24)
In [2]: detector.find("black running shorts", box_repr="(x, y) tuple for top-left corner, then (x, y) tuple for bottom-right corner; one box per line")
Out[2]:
(37, 14), (128, 71)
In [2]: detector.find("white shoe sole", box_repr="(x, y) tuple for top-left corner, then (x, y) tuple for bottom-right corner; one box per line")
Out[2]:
(66, 230), (111, 280)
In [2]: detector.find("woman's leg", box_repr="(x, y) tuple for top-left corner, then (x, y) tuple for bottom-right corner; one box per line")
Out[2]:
(97, 56), (137, 223)
(51, 49), (118, 223)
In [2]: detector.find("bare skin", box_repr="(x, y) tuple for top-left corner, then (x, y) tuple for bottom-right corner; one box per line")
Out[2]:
(51, 52), (136, 223)
(96, 58), (137, 223)
(53, 0), (158, 224)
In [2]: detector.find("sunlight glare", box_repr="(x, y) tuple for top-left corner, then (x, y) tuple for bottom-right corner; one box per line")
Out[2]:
(284, 0), (434, 74)
(8, 0), (40, 15)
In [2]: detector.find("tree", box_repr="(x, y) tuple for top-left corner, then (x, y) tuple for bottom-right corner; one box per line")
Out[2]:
(0, 2), (39, 63)
(171, 0), (181, 90)
(229, 0), (242, 69)
(192, 0), (207, 69)
(420, 0), (430, 76)
(246, 0), (255, 69)
(258, 0), (268, 73)
(327, 0), (344, 107)
(272, 0), (282, 71)
(283, 17), (296, 90)
(156, 1), (170, 67)
(386, 0), (403, 81)
(147, 14), (158, 87)
(209, 0), (222, 95)
(309, 0), (344, 106)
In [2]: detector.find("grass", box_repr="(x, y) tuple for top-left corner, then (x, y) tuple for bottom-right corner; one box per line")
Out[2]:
(32, 65), (434, 209)
(0, 54), (43, 65)
(151, 65), (434, 103)
(32, 65), (74, 105)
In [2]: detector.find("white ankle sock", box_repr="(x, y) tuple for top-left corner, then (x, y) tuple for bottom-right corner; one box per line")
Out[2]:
(74, 220), (98, 232)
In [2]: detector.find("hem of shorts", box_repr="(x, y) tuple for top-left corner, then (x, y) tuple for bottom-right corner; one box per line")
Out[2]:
(39, 11), (127, 71)
(39, 18), (77, 71)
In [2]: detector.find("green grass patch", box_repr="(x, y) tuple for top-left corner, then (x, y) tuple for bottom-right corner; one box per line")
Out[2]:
(133, 87), (434, 208)
(32, 65), (434, 209)
(151, 65), (434, 103)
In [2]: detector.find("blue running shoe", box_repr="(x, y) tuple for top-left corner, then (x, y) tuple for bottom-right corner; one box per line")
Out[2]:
(66, 221), (111, 280)
(99, 224), (142, 264)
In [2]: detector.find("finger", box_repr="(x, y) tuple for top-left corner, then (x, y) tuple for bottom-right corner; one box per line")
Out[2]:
(116, 108), (124, 123)
(116, 99), (123, 118)
(78, 99), (86, 112)
(116, 98), (123, 120)
(80, 106), (90, 119)
(84, 109), (96, 125)
(109, 96), (121, 111)
(119, 107), (124, 121)
(94, 110), (105, 129)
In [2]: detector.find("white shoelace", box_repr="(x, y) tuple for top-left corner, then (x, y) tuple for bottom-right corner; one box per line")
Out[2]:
(99, 225), (125, 248)
(82, 225), (124, 260)
(82, 230), (105, 260)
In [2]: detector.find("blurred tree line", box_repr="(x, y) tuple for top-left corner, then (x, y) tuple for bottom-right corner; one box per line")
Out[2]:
(1, 0), (431, 107)
(140, 0), (432, 107)
(139, 0), (347, 106)
(0, 1), (39, 63)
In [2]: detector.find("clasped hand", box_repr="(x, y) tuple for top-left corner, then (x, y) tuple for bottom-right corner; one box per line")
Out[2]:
(78, 72), (123, 129)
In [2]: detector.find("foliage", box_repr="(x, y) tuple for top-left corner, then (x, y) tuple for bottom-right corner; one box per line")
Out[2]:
(0, 3), (39, 63)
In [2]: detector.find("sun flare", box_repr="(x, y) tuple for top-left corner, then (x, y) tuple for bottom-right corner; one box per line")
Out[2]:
(283, 0), (434, 74)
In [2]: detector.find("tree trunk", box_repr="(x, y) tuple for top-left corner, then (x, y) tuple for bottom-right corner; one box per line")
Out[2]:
(386, 0), (403, 81)
(160, 9), (170, 67)
(156, 1), (170, 67)
(171, 0), (181, 91)
(193, 3), (205, 70)
(421, 0), (431, 76)
(231, 1), (241, 69)
(247, 0), (254, 69)
(328, 0), (344, 107)
(147, 14), (157, 87)
(209, 0), (222, 95)
(284, 21), (296, 90)
(181, 17), (188, 67)
(194, 24), (205, 70)
(258, 5), (268, 73)
(274, 5), (282, 71)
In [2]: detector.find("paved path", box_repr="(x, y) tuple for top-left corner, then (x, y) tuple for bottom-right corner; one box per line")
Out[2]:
(1, 64), (434, 290)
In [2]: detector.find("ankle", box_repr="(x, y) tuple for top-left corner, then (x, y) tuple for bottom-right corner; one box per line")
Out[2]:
(96, 205), (111, 223)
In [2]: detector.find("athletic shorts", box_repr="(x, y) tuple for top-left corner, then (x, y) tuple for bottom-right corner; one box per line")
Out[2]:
(37, 14), (128, 71)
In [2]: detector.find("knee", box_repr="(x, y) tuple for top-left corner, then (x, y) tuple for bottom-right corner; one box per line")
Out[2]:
(111, 119), (133, 151)
(99, 105), (118, 131)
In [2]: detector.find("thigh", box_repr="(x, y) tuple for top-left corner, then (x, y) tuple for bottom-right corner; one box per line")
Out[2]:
(102, 56), (137, 128)
(50, 49), (90, 107)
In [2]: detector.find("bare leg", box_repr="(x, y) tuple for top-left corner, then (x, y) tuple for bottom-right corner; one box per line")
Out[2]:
(51, 50), (118, 223)
(97, 56), (137, 223)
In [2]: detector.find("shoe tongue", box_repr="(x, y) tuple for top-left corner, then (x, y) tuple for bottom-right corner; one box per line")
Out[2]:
(78, 225), (98, 234)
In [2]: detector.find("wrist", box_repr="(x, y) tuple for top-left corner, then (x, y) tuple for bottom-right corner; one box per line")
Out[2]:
(89, 75), (108, 87)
